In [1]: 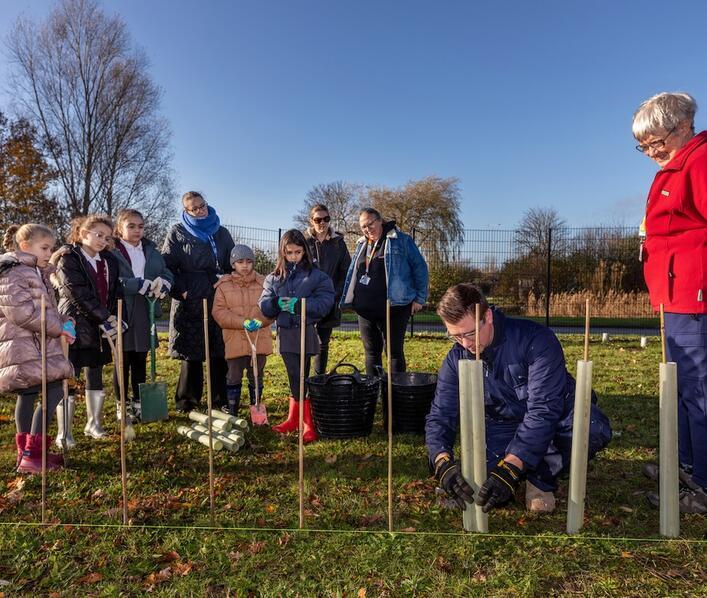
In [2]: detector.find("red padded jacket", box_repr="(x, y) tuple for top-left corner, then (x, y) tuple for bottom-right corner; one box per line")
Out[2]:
(643, 131), (707, 313)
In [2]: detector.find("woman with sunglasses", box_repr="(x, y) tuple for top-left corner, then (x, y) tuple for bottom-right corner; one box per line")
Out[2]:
(633, 92), (707, 514)
(303, 204), (351, 375)
(162, 191), (235, 412)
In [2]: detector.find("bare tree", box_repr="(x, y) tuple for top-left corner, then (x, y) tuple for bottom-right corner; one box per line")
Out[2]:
(6, 0), (175, 233)
(514, 207), (568, 256)
(366, 176), (464, 261)
(293, 181), (363, 235)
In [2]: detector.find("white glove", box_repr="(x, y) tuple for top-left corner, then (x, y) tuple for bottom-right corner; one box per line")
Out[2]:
(149, 276), (171, 299)
(100, 315), (128, 339)
(138, 278), (152, 296)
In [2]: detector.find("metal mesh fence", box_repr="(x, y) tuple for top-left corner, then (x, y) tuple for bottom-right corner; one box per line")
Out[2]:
(223, 223), (656, 334)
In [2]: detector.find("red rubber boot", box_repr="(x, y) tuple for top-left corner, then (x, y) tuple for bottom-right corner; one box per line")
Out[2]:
(272, 397), (299, 434)
(15, 433), (28, 469)
(17, 434), (61, 474)
(302, 399), (318, 444)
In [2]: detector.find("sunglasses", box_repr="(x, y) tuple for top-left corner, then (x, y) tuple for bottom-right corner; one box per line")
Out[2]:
(312, 216), (331, 224)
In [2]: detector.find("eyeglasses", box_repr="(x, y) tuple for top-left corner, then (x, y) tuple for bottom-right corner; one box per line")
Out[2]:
(185, 201), (208, 214)
(312, 216), (331, 224)
(446, 319), (485, 343)
(635, 127), (676, 153)
(360, 218), (380, 231)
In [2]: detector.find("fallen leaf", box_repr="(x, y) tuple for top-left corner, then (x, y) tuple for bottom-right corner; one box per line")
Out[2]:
(358, 588), (367, 598)
(92, 489), (105, 500)
(401, 527), (416, 532)
(172, 561), (194, 576)
(621, 551), (633, 558)
(249, 540), (266, 555)
(625, 424), (637, 432)
(266, 504), (276, 513)
(78, 572), (103, 584)
(278, 532), (291, 547)
(325, 454), (337, 464)
(434, 556), (452, 573)
(143, 567), (172, 590)
(157, 551), (180, 563)
(619, 506), (634, 513)
(472, 571), (487, 583)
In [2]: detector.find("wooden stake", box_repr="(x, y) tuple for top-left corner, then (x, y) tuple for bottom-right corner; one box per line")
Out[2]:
(386, 299), (394, 532)
(60, 337), (70, 467)
(40, 295), (47, 524)
(117, 300), (129, 525)
(659, 361), (679, 537)
(584, 299), (590, 362)
(299, 298), (307, 529)
(659, 304), (666, 364)
(203, 298), (215, 527)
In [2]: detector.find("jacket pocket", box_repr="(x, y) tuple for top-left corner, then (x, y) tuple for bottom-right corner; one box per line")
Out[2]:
(506, 363), (528, 402)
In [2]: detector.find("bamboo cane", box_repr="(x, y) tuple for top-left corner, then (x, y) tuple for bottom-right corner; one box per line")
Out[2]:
(386, 299), (394, 532)
(658, 303), (679, 537)
(40, 295), (47, 524)
(117, 300), (129, 525)
(567, 300), (592, 534)
(203, 298), (216, 527)
(299, 298), (307, 529)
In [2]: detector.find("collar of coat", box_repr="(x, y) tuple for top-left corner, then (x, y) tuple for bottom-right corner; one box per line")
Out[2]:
(661, 130), (707, 172)
(304, 227), (342, 241)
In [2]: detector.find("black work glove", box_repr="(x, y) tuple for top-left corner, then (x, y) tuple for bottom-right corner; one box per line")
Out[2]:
(433, 454), (475, 510)
(476, 459), (523, 513)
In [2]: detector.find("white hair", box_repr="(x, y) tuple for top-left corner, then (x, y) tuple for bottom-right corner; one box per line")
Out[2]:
(632, 92), (697, 140)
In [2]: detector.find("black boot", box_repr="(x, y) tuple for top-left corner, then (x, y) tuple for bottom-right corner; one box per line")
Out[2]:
(226, 384), (242, 416)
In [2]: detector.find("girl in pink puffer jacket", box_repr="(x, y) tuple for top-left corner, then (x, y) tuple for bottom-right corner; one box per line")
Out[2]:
(0, 224), (75, 473)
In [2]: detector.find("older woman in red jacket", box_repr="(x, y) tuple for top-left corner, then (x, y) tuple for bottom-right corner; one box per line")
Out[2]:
(633, 91), (707, 514)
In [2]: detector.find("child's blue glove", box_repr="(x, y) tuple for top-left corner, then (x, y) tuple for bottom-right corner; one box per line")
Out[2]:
(285, 297), (299, 314)
(244, 319), (262, 332)
(277, 297), (290, 311)
(61, 320), (76, 343)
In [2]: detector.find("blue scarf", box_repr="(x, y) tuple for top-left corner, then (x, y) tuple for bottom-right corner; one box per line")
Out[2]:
(181, 206), (221, 263)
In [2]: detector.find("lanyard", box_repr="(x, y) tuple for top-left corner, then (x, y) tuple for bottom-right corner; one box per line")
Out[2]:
(364, 238), (382, 273)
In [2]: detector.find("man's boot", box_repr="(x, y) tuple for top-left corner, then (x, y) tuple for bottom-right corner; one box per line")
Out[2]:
(55, 395), (76, 449)
(272, 397), (298, 434)
(17, 434), (61, 474)
(302, 398), (318, 443)
(84, 390), (108, 439)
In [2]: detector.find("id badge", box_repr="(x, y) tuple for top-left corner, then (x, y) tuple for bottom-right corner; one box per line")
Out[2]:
(359, 274), (371, 285)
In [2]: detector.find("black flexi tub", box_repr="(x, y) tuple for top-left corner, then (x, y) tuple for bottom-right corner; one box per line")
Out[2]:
(308, 364), (380, 439)
(381, 372), (438, 435)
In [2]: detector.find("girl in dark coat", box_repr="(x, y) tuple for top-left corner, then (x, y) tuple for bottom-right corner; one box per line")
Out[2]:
(303, 204), (351, 375)
(52, 215), (121, 441)
(259, 229), (335, 442)
(111, 209), (174, 421)
(162, 191), (235, 412)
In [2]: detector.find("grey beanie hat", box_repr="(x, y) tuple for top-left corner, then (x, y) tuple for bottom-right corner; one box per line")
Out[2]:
(230, 244), (255, 264)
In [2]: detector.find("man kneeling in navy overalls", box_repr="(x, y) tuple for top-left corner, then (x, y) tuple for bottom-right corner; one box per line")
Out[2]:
(426, 283), (612, 513)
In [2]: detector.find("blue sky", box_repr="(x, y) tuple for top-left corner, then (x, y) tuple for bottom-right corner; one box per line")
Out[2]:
(2, 0), (707, 231)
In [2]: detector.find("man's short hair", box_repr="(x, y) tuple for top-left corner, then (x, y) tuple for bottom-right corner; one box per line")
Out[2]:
(436, 283), (489, 324)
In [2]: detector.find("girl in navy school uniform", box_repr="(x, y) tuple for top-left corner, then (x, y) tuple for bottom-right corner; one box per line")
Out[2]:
(52, 215), (121, 443)
(110, 209), (173, 421)
(258, 229), (335, 443)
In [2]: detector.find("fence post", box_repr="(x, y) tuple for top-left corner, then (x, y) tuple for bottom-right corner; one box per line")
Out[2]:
(545, 227), (552, 328)
(277, 228), (282, 245)
(410, 227), (416, 338)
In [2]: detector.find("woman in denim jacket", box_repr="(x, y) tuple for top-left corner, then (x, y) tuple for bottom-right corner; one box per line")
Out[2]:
(340, 208), (428, 376)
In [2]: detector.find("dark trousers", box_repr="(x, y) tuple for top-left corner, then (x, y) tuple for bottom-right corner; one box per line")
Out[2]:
(313, 326), (333, 375)
(175, 357), (228, 410)
(227, 354), (266, 386)
(357, 304), (411, 377)
(80, 366), (103, 391)
(486, 403), (612, 492)
(281, 352), (311, 401)
(665, 312), (707, 490)
(113, 351), (147, 401)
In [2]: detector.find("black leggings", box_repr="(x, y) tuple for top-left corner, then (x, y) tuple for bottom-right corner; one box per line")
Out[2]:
(357, 304), (411, 377)
(281, 352), (311, 401)
(113, 351), (147, 400)
(15, 382), (64, 435)
(313, 326), (333, 375)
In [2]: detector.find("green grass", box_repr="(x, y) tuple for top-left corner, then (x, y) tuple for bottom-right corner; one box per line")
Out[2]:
(0, 332), (705, 596)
